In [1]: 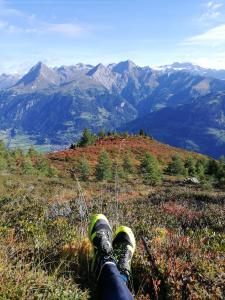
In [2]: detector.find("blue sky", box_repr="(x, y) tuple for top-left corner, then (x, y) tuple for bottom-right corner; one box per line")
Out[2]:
(0, 0), (225, 73)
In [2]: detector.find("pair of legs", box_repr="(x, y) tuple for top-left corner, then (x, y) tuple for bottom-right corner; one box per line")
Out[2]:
(88, 214), (136, 300)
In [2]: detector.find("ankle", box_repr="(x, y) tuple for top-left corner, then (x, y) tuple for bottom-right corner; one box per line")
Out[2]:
(120, 273), (129, 283)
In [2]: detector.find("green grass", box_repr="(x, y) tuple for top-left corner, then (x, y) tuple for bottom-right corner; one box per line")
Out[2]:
(0, 172), (224, 299)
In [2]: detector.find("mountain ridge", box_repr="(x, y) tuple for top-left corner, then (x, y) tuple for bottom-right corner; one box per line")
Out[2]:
(1, 60), (225, 157)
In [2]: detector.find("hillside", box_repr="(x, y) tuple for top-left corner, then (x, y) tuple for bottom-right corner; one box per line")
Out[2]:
(120, 92), (225, 158)
(0, 135), (224, 299)
(48, 135), (205, 173)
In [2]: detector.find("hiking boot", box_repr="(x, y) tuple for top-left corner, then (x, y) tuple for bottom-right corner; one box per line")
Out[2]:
(88, 214), (115, 280)
(113, 226), (136, 280)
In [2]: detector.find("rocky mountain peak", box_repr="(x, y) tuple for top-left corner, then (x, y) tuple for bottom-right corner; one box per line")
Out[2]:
(14, 62), (59, 89)
(87, 63), (106, 76)
(112, 60), (136, 74)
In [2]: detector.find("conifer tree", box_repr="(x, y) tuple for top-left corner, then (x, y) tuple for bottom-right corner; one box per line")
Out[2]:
(98, 129), (106, 138)
(35, 155), (57, 177)
(0, 141), (7, 153)
(122, 152), (134, 175)
(166, 154), (185, 175)
(27, 146), (38, 158)
(206, 159), (218, 177)
(21, 157), (34, 175)
(36, 155), (50, 176)
(0, 155), (7, 171)
(122, 131), (129, 138)
(0, 141), (7, 170)
(78, 158), (90, 181)
(112, 161), (125, 179)
(139, 129), (146, 136)
(217, 156), (225, 182)
(196, 160), (206, 180)
(185, 156), (196, 177)
(12, 148), (23, 160)
(140, 152), (162, 185)
(77, 128), (96, 147)
(95, 151), (112, 180)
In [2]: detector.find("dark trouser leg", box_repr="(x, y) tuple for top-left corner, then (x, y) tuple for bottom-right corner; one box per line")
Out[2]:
(97, 262), (134, 300)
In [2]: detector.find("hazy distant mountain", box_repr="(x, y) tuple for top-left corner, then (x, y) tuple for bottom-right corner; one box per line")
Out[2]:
(1, 60), (225, 157)
(157, 62), (225, 80)
(0, 73), (21, 89)
(120, 92), (225, 158)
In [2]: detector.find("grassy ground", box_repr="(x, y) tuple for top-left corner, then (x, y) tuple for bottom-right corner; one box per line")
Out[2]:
(0, 171), (224, 299)
(0, 135), (224, 299)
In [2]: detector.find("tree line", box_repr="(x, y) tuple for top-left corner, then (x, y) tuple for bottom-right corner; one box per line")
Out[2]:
(70, 128), (149, 149)
(0, 141), (57, 177)
(71, 150), (225, 187)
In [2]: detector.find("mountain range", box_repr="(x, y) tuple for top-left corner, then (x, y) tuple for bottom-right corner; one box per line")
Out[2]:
(0, 60), (225, 157)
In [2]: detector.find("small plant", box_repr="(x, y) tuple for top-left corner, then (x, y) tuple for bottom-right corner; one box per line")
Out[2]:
(201, 179), (213, 191)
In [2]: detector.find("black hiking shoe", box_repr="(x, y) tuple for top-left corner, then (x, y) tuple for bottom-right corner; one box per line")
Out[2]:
(113, 226), (136, 281)
(88, 214), (115, 280)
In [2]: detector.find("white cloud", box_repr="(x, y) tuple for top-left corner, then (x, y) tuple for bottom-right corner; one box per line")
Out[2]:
(0, 19), (22, 33)
(200, 1), (223, 21)
(191, 53), (225, 69)
(186, 23), (225, 44)
(0, 0), (24, 17)
(207, 1), (223, 9)
(0, 19), (6, 29)
(42, 23), (86, 37)
(0, 0), (87, 38)
(0, 20), (86, 37)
